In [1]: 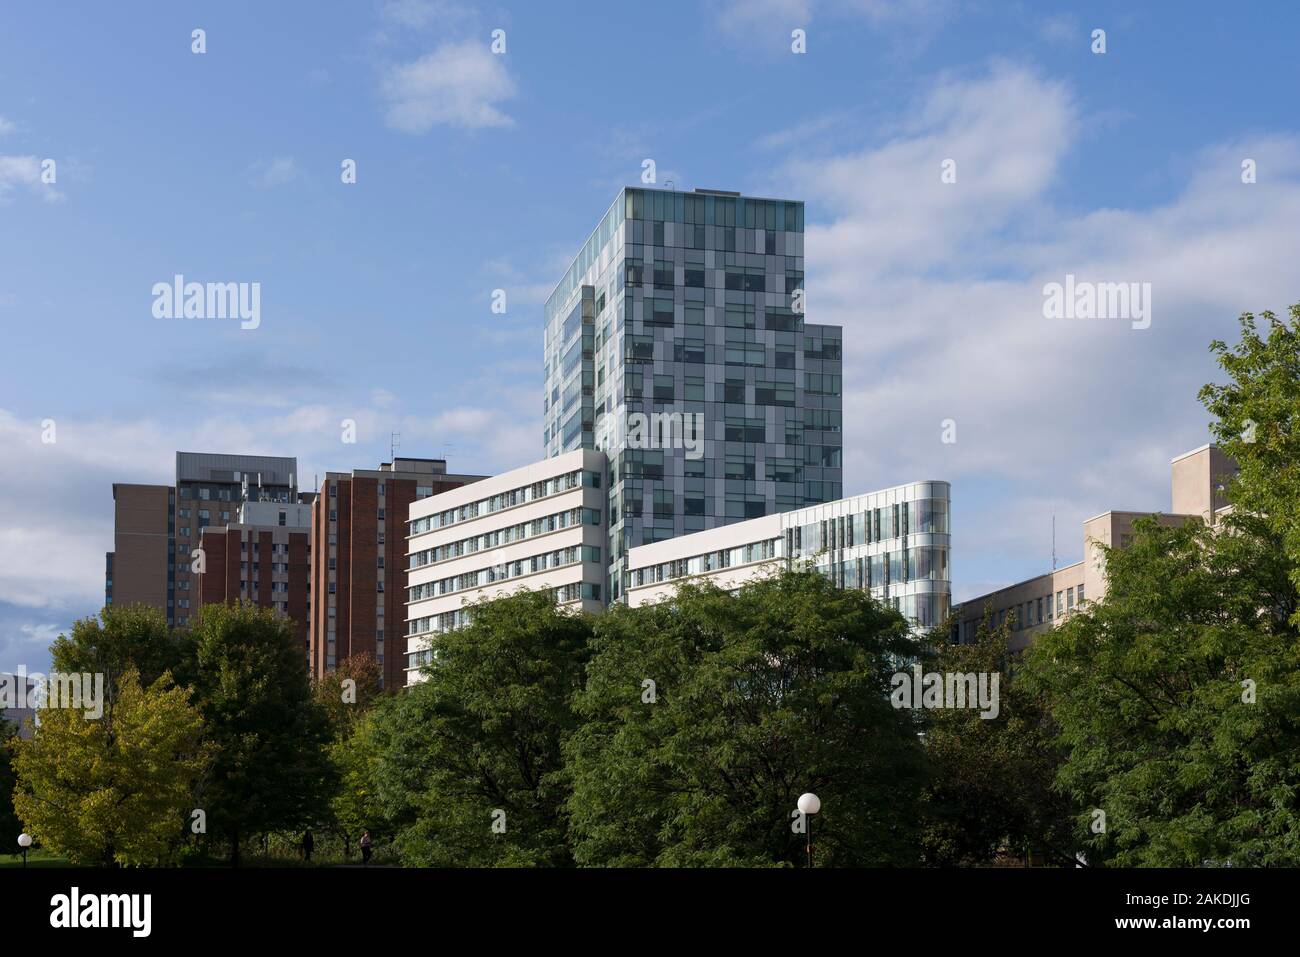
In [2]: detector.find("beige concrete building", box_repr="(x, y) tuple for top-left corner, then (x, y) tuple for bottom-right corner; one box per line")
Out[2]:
(404, 449), (607, 685)
(952, 445), (1238, 650)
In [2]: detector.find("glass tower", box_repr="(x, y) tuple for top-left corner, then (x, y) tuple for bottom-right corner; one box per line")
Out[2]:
(543, 187), (843, 602)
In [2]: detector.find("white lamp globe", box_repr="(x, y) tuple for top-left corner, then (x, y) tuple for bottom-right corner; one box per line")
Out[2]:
(17, 833), (32, 848)
(797, 793), (821, 815)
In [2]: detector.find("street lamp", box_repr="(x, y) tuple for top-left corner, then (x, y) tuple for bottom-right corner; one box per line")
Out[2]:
(17, 833), (32, 868)
(797, 793), (820, 868)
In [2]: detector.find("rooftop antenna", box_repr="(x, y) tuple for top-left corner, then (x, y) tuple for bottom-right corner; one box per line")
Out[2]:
(390, 431), (400, 463)
(1052, 515), (1057, 572)
(665, 179), (675, 191)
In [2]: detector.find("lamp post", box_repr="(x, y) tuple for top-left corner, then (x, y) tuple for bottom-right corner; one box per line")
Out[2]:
(17, 833), (32, 868)
(797, 793), (820, 868)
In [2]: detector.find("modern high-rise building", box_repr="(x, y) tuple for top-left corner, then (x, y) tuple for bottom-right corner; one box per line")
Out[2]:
(310, 457), (484, 689)
(404, 449), (607, 685)
(543, 187), (842, 603)
(951, 444), (1238, 650)
(197, 500), (313, 659)
(107, 452), (301, 628)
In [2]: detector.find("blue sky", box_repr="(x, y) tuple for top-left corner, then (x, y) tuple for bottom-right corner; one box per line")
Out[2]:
(3, 0), (1299, 672)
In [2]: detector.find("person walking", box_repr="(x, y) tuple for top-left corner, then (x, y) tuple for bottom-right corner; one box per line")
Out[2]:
(302, 829), (314, 864)
(360, 830), (372, 866)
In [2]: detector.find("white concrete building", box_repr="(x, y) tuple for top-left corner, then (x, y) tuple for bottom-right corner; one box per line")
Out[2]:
(626, 481), (951, 630)
(404, 449), (607, 684)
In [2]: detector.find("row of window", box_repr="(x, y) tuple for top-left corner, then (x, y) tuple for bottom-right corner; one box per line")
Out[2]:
(408, 507), (602, 570)
(1003, 585), (1085, 632)
(790, 500), (950, 554)
(405, 576), (604, 645)
(407, 546), (602, 601)
(408, 470), (599, 535)
(632, 538), (781, 587)
(817, 548), (950, 589)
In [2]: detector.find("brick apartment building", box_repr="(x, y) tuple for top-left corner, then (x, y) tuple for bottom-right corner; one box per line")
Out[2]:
(107, 452), (301, 629)
(197, 500), (314, 660)
(310, 458), (484, 689)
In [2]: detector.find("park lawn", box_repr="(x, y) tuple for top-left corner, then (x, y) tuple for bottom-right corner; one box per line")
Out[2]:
(0, 848), (71, 868)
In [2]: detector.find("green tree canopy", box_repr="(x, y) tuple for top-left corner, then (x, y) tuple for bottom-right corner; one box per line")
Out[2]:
(365, 590), (592, 866)
(188, 602), (335, 864)
(51, 603), (194, 703)
(566, 569), (929, 867)
(1021, 513), (1300, 865)
(0, 717), (19, 850)
(918, 620), (1079, 866)
(11, 668), (210, 866)
(1200, 304), (1300, 620)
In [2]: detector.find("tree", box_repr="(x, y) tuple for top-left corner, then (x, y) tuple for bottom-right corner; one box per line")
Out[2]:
(365, 590), (592, 866)
(50, 603), (194, 703)
(328, 706), (386, 860)
(0, 717), (19, 851)
(313, 652), (384, 737)
(1021, 513), (1300, 865)
(1200, 304), (1300, 623)
(188, 602), (335, 865)
(918, 619), (1080, 866)
(566, 569), (929, 867)
(10, 668), (210, 866)
(315, 653), (385, 858)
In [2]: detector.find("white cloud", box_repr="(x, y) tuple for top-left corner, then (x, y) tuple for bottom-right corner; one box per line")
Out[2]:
(715, 0), (953, 44)
(378, 0), (473, 29)
(382, 40), (516, 132)
(0, 154), (61, 203)
(0, 116), (16, 136)
(774, 63), (1300, 592)
(250, 156), (299, 188)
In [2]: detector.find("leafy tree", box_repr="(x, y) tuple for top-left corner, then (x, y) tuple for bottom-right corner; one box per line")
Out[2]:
(0, 717), (19, 851)
(1021, 513), (1300, 865)
(188, 602), (335, 865)
(315, 653), (385, 858)
(314, 652), (384, 737)
(566, 569), (929, 867)
(10, 668), (210, 866)
(365, 591), (592, 866)
(50, 603), (194, 703)
(918, 619), (1080, 866)
(328, 706), (386, 860)
(1200, 304), (1300, 621)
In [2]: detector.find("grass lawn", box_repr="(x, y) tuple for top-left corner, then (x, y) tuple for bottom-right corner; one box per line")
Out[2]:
(0, 848), (71, 868)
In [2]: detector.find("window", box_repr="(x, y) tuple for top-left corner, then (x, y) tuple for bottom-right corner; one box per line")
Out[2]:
(1056, 591), (1064, 616)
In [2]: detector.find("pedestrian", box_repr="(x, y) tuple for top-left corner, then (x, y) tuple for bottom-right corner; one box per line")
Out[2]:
(302, 829), (314, 863)
(360, 830), (372, 866)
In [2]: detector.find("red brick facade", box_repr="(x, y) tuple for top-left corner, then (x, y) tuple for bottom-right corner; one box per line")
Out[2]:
(196, 524), (312, 657)
(310, 462), (483, 690)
